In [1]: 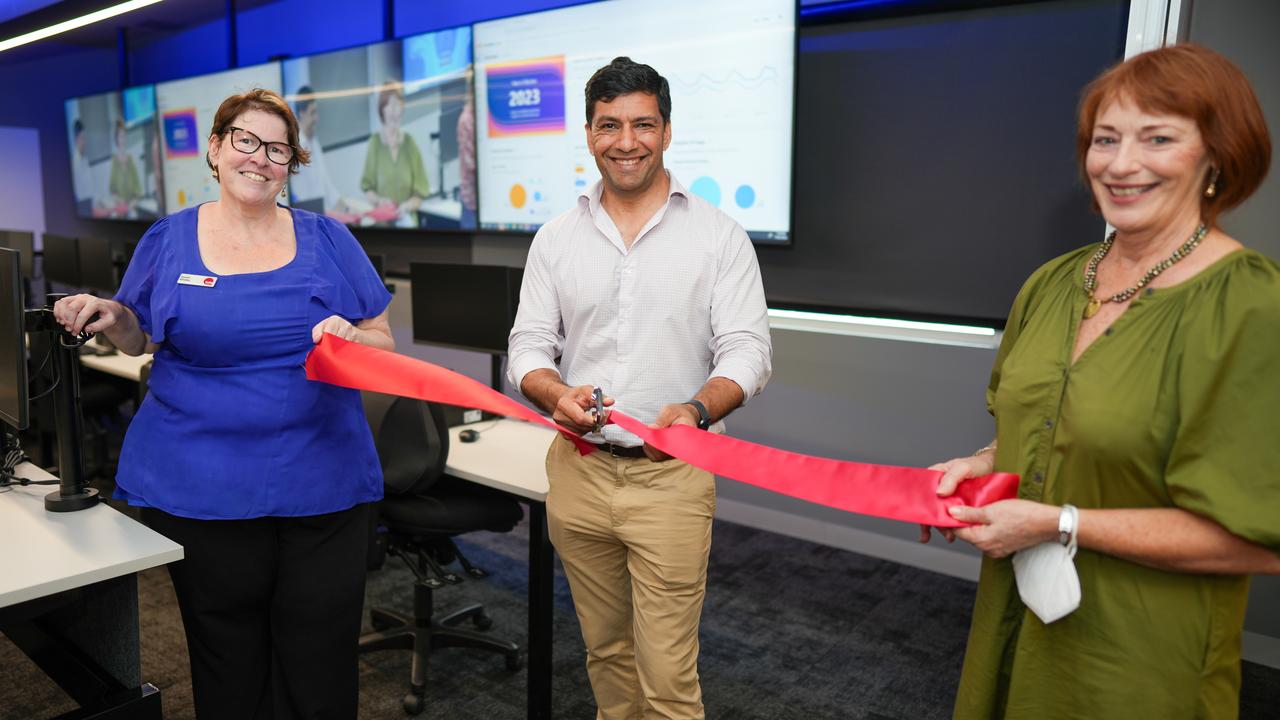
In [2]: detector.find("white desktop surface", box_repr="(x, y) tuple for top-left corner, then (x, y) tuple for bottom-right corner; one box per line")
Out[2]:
(78, 343), (151, 382)
(446, 419), (554, 502)
(420, 195), (462, 221)
(0, 463), (183, 608)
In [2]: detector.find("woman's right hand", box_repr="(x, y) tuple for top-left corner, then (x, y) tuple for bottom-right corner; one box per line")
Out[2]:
(52, 294), (126, 335)
(918, 453), (995, 545)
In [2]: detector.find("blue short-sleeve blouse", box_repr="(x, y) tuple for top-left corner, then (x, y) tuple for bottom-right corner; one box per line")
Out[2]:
(112, 205), (392, 519)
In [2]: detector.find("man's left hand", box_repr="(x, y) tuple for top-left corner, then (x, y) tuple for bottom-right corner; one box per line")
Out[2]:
(643, 403), (700, 462)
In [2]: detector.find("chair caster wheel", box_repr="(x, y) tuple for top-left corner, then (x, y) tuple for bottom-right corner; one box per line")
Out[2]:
(506, 653), (523, 672)
(402, 691), (425, 715)
(474, 610), (494, 631)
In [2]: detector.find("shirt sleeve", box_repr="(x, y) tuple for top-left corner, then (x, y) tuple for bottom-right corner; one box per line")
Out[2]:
(1164, 256), (1280, 552)
(406, 135), (431, 199)
(113, 216), (172, 342)
(311, 214), (392, 322)
(360, 135), (379, 194)
(707, 218), (772, 404)
(507, 223), (564, 395)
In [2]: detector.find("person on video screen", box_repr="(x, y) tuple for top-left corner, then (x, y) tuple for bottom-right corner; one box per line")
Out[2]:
(360, 83), (429, 226)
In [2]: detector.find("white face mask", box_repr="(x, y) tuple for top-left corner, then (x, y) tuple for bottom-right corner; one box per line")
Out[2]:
(1011, 533), (1081, 625)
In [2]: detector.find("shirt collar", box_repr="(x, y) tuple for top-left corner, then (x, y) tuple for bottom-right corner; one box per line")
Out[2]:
(578, 169), (688, 217)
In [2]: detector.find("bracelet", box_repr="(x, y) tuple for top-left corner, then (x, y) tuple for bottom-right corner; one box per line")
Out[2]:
(1058, 504), (1079, 548)
(974, 441), (998, 457)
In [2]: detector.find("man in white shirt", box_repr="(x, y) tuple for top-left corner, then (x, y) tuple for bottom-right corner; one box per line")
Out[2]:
(508, 57), (771, 720)
(290, 86), (343, 212)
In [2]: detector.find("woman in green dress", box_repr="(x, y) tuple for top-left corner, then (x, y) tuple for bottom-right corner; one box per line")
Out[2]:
(923, 44), (1280, 719)
(108, 119), (142, 217)
(361, 84), (430, 226)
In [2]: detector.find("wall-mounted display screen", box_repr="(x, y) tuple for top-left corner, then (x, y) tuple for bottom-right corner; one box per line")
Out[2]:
(282, 25), (477, 230)
(473, 0), (795, 242)
(156, 62), (283, 213)
(65, 85), (164, 220)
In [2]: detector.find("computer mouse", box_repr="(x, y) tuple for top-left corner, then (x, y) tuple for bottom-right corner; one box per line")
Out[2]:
(458, 429), (480, 443)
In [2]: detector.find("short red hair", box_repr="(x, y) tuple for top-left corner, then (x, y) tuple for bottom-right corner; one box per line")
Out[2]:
(1076, 44), (1270, 227)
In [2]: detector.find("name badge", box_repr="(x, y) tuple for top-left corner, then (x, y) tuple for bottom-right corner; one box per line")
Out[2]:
(177, 273), (218, 288)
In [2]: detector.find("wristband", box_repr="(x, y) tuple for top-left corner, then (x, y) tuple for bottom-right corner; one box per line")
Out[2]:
(1058, 504), (1078, 547)
(684, 399), (712, 430)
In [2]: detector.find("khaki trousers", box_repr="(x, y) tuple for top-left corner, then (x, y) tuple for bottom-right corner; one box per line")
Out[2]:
(545, 435), (716, 720)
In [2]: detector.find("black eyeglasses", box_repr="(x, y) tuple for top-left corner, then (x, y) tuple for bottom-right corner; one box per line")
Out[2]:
(224, 126), (294, 165)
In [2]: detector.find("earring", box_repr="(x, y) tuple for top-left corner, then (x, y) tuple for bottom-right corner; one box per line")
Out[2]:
(281, 185), (287, 199)
(1205, 169), (1219, 198)
(211, 168), (219, 181)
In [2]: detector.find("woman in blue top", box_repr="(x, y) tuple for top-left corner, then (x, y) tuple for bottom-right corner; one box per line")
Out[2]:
(53, 88), (393, 719)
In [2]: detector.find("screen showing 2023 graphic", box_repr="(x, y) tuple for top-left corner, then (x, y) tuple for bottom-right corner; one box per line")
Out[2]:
(473, 0), (795, 242)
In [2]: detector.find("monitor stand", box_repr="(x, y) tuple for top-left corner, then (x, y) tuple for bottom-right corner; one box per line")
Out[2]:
(26, 294), (100, 512)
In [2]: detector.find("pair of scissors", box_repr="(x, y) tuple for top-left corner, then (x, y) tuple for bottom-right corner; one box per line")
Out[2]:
(590, 387), (606, 434)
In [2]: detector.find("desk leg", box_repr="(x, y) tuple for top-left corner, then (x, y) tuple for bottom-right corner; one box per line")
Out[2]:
(527, 501), (553, 720)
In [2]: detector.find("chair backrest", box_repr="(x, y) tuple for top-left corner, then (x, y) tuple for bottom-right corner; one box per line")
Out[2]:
(376, 397), (451, 496)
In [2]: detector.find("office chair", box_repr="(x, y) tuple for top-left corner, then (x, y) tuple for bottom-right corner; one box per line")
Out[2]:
(359, 397), (524, 715)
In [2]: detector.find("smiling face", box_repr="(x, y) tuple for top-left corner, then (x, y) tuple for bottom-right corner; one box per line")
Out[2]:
(380, 93), (403, 132)
(208, 109), (289, 207)
(586, 91), (671, 200)
(1086, 98), (1212, 239)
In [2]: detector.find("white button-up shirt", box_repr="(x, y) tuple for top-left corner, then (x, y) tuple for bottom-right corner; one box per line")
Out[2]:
(508, 172), (772, 446)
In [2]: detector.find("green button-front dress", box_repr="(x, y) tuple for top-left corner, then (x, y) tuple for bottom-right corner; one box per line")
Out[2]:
(360, 132), (430, 205)
(954, 245), (1280, 720)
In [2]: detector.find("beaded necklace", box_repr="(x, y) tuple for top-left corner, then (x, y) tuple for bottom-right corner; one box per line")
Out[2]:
(1082, 223), (1208, 319)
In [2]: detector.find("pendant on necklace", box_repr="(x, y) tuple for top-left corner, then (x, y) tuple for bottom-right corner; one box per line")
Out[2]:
(1083, 297), (1102, 319)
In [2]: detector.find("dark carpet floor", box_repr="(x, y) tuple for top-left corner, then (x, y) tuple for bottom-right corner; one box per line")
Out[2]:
(3, 516), (1279, 719)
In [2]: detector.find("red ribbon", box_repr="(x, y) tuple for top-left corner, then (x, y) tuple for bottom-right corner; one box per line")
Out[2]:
(306, 335), (1018, 527)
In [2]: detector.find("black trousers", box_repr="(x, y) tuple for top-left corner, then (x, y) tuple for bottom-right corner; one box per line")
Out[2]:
(145, 504), (370, 720)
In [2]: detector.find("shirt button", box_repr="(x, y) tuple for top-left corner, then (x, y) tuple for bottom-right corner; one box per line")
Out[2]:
(1034, 472), (1043, 482)
(1044, 419), (1053, 429)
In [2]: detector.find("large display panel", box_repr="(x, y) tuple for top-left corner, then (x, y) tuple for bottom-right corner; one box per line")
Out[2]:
(473, 0), (795, 242)
(282, 25), (477, 230)
(763, 0), (1128, 323)
(156, 63), (283, 213)
(65, 85), (164, 220)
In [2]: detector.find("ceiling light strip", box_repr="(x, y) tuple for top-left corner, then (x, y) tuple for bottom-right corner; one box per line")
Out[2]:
(0, 0), (163, 53)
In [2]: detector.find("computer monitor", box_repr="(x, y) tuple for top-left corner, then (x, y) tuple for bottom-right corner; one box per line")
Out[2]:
(0, 231), (36, 279)
(123, 239), (139, 272)
(409, 263), (522, 355)
(0, 247), (28, 431)
(42, 233), (80, 287)
(366, 252), (385, 281)
(78, 236), (117, 294)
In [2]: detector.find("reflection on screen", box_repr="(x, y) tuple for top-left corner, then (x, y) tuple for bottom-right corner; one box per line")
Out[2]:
(473, 0), (794, 242)
(156, 63), (284, 213)
(282, 25), (477, 231)
(65, 87), (164, 221)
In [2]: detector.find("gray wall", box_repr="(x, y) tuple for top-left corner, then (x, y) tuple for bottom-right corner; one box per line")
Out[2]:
(1188, 0), (1280, 646)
